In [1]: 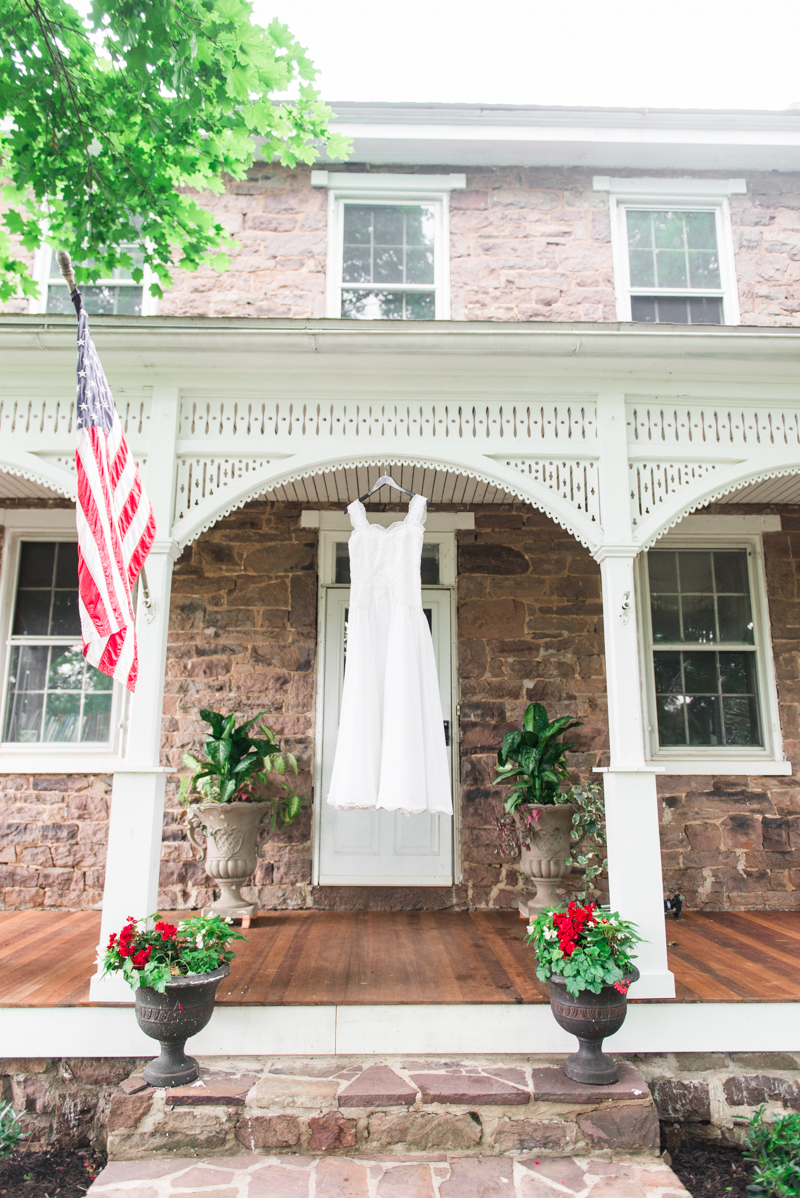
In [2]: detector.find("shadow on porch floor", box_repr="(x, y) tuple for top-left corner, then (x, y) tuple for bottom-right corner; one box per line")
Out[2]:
(2, 908), (799, 1008)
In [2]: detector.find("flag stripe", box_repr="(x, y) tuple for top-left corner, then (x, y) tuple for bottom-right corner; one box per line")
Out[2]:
(74, 308), (155, 694)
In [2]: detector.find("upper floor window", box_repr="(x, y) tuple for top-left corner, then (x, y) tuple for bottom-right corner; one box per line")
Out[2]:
(29, 245), (158, 316)
(1, 539), (115, 745)
(594, 176), (745, 325)
(312, 171), (466, 320)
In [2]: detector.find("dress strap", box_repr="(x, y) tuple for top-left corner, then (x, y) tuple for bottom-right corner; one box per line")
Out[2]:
(347, 499), (369, 529)
(407, 494), (428, 526)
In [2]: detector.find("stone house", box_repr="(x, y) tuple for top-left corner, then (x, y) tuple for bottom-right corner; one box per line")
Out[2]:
(2, 103), (800, 1015)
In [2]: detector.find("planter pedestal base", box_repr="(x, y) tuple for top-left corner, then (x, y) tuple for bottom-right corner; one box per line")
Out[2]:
(142, 1045), (200, 1088)
(564, 1040), (620, 1086)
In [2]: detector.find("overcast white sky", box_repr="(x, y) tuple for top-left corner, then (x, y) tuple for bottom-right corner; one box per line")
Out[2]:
(251, 0), (800, 112)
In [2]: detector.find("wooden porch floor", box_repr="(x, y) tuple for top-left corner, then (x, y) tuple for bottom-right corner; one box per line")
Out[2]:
(2, 908), (799, 1008)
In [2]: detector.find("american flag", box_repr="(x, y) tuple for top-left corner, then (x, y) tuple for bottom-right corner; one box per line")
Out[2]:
(75, 307), (155, 692)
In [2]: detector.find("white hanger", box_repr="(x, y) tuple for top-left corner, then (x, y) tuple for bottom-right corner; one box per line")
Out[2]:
(356, 474), (424, 504)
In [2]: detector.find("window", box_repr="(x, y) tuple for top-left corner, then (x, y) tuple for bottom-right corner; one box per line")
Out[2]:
(640, 524), (784, 766)
(29, 245), (158, 316)
(594, 177), (745, 325)
(335, 540), (440, 583)
(312, 171), (466, 320)
(2, 540), (114, 745)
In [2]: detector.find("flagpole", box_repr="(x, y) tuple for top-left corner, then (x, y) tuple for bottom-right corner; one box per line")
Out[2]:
(55, 249), (83, 316)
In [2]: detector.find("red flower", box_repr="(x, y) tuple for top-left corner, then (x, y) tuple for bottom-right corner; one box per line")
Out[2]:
(132, 946), (151, 969)
(106, 932), (117, 949)
(613, 979), (630, 995)
(154, 921), (178, 941)
(552, 902), (596, 957)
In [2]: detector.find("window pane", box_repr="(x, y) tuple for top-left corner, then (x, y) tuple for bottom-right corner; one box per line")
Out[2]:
(373, 207), (404, 245)
(683, 651), (719, 693)
(630, 296), (657, 323)
(335, 542), (351, 584)
(47, 645), (85, 690)
(717, 595), (754, 643)
(628, 249), (656, 288)
(685, 211), (717, 250)
(648, 551), (679, 593)
(342, 248), (371, 284)
(50, 590), (81, 636)
(420, 543), (440, 585)
(714, 551), (749, 593)
(374, 247), (404, 284)
(13, 590), (52, 636)
(18, 542), (55, 587)
(655, 250), (687, 289)
(631, 296), (723, 325)
(343, 206), (372, 245)
(651, 595), (681, 642)
(341, 290), (434, 320)
(654, 651), (683, 694)
(55, 543), (79, 588)
(656, 695), (686, 745)
(82, 692), (113, 741)
(680, 594), (716, 643)
(653, 213), (686, 250)
(46, 284), (142, 316)
(678, 552), (713, 593)
(686, 297), (723, 324)
(407, 246), (435, 285)
(687, 695), (722, 745)
(722, 696), (761, 746)
(12, 644), (49, 692)
(719, 652), (757, 694)
(42, 692), (81, 743)
(3, 646), (47, 741)
(687, 251), (720, 289)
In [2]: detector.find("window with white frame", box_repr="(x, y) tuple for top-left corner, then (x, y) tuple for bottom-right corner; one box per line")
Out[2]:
(30, 245), (158, 316)
(594, 177), (745, 325)
(640, 531), (780, 761)
(312, 171), (465, 320)
(2, 539), (115, 745)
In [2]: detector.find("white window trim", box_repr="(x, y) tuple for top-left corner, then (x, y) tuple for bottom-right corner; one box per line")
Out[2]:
(28, 245), (160, 316)
(593, 176), (745, 325)
(312, 171), (465, 320)
(636, 515), (789, 775)
(0, 508), (127, 772)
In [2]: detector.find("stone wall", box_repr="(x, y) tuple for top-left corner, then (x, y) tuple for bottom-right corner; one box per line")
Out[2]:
(136, 165), (800, 327)
(1, 499), (798, 912)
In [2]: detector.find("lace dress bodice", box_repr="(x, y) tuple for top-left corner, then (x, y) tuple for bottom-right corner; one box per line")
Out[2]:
(346, 494), (427, 609)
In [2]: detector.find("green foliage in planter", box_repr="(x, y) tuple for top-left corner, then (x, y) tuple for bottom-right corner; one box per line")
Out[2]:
(744, 1107), (800, 1196)
(564, 781), (608, 903)
(101, 911), (247, 994)
(178, 708), (303, 831)
(0, 1100), (27, 1159)
(494, 702), (582, 813)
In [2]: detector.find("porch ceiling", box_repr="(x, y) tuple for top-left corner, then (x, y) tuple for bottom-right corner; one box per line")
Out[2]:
(717, 474), (800, 505)
(0, 473), (64, 501)
(263, 462), (512, 506)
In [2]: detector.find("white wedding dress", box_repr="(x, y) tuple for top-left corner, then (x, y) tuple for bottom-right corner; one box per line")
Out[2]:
(327, 495), (452, 815)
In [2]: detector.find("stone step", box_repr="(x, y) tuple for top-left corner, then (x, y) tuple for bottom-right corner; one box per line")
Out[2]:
(89, 1153), (692, 1197)
(108, 1056), (661, 1162)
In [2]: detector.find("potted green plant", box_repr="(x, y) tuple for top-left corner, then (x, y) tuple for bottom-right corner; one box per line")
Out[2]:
(528, 902), (642, 1085)
(101, 912), (246, 1087)
(494, 702), (582, 915)
(178, 709), (304, 923)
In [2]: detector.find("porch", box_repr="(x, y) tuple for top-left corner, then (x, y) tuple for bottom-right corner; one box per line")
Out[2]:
(2, 908), (798, 1057)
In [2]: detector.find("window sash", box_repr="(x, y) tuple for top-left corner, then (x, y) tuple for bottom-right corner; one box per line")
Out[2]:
(1, 538), (117, 747)
(640, 539), (775, 758)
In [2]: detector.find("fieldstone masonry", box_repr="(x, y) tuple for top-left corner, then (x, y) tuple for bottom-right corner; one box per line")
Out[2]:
(1, 498), (799, 912)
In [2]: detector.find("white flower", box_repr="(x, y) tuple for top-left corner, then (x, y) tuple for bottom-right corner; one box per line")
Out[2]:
(196, 934), (204, 948)
(543, 927), (558, 940)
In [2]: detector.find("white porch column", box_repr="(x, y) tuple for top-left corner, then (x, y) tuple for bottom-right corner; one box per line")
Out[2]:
(90, 388), (180, 1002)
(595, 392), (674, 1000)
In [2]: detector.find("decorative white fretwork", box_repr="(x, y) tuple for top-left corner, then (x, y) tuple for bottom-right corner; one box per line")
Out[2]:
(177, 398), (597, 443)
(630, 461), (720, 523)
(500, 457), (600, 524)
(174, 457), (275, 525)
(0, 394), (150, 440)
(629, 403), (800, 449)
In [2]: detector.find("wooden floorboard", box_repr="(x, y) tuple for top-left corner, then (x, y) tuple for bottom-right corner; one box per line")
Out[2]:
(0, 908), (798, 1007)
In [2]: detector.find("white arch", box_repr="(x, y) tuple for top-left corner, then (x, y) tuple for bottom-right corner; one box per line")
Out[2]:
(634, 446), (800, 549)
(170, 448), (601, 552)
(0, 452), (76, 501)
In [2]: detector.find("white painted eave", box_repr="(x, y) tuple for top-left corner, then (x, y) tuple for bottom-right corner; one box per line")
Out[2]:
(3, 315), (800, 388)
(321, 102), (800, 171)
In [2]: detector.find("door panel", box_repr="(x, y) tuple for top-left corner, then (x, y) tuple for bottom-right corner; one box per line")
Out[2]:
(318, 588), (454, 885)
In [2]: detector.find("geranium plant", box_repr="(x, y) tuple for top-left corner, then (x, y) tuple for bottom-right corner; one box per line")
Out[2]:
(527, 902), (642, 997)
(100, 912), (246, 993)
(178, 708), (303, 830)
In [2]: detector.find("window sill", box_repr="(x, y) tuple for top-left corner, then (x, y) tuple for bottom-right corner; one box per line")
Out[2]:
(648, 759), (792, 776)
(0, 753), (124, 775)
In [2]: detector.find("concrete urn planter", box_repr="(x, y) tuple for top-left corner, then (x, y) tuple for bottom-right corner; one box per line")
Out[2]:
(135, 964), (230, 1087)
(515, 803), (575, 919)
(186, 801), (272, 921)
(548, 966), (640, 1086)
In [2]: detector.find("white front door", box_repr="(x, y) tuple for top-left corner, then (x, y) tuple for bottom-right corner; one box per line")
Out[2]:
(317, 587), (454, 885)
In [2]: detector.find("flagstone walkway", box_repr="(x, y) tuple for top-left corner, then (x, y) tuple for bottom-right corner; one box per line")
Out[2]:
(88, 1153), (692, 1197)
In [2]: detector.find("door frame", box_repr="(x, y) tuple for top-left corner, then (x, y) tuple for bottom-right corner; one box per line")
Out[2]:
(310, 517), (462, 887)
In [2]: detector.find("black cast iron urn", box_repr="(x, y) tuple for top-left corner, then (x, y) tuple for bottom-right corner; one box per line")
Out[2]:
(548, 966), (639, 1085)
(134, 964), (230, 1087)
